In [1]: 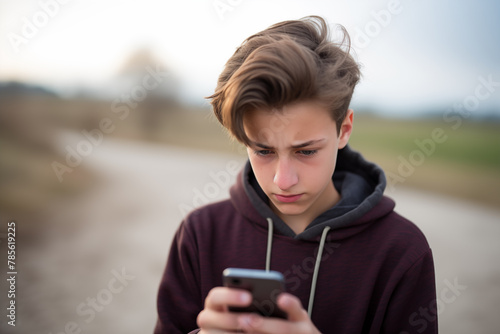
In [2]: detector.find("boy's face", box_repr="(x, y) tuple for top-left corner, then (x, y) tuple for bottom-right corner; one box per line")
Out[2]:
(244, 101), (353, 229)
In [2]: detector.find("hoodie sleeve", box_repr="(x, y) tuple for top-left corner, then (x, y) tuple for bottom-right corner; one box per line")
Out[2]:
(154, 219), (202, 334)
(382, 248), (438, 333)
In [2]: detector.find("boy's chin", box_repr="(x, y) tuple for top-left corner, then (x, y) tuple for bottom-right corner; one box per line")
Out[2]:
(270, 201), (307, 217)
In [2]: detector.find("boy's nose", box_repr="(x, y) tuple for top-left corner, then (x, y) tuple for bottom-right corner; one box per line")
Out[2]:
(273, 158), (298, 191)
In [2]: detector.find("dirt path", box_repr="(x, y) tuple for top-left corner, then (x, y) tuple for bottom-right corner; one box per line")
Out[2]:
(3, 136), (499, 333)
(389, 187), (500, 334)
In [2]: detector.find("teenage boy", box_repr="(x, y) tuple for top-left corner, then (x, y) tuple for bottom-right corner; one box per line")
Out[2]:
(154, 16), (437, 334)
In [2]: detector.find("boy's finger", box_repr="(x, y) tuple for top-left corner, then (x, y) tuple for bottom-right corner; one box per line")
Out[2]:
(276, 293), (309, 322)
(205, 287), (252, 311)
(197, 308), (246, 332)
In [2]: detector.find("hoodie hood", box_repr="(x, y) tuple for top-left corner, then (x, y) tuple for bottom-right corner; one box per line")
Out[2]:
(230, 145), (392, 241)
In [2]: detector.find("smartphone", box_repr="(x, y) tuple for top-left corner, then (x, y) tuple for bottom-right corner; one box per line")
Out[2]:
(222, 267), (287, 319)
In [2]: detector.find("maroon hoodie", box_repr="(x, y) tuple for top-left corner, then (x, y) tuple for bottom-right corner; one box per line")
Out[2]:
(154, 146), (437, 333)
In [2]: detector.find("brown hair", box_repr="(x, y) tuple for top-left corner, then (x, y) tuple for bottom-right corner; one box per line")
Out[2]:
(208, 16), (360, 145)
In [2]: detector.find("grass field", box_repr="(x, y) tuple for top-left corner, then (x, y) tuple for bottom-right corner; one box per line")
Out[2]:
(350, 114), (500, 169)
(349, 114), (500, 207)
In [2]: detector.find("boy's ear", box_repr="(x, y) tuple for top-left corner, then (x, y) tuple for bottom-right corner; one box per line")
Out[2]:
(338, 109), (354, 149)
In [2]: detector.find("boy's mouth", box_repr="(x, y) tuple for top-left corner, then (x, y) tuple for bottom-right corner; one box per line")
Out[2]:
(274, 193), (303, 203)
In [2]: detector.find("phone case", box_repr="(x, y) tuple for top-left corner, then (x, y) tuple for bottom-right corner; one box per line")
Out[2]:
(222, 268), (287, 319)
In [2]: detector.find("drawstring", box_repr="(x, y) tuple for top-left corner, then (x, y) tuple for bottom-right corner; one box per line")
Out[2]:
(264, 218), (331, 317)
(265, 218), (273, 272)
(308, 226), (330, 317)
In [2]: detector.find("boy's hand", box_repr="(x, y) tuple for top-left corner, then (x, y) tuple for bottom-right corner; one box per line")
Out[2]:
(197, 286), (252, 333)
(236, 293), (321, 334)
(197, 287), (321, 334)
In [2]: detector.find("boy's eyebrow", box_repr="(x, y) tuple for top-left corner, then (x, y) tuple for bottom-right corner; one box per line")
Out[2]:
(291, 139), (326, 148)
(250, 139), (325, 149)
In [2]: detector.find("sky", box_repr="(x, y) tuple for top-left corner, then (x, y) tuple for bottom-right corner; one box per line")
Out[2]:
(0, 0), (499, 117)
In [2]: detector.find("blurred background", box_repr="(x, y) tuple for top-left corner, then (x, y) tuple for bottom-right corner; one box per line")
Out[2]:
(0, 0), (499, 333)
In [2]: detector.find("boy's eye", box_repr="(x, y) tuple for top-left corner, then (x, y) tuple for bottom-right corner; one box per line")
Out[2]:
(297, 150), (317, 156)
(255, 149), (273, 156)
